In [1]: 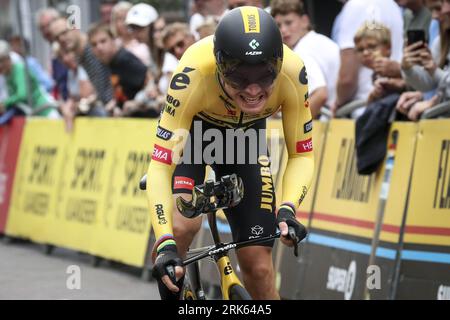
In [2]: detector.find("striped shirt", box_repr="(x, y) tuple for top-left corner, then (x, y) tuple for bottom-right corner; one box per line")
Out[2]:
(79, 45), (114, 105)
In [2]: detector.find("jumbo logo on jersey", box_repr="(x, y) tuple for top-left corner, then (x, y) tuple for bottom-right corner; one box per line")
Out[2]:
(152, 144), (172, 165)
(296, 138), (313, 153)
(259, 155), (274, 212)
(164, 94), (181, 117)
(170, 67), (195, 90)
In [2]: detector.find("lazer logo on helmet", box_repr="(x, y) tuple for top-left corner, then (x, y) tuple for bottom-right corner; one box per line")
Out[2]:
(152, 144), (172, 165)
(249, 39), (260, 50)
(246, 40), (262, 56)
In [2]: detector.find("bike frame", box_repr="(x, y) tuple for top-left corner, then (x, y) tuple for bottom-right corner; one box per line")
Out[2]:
(183, 211), (281, 300)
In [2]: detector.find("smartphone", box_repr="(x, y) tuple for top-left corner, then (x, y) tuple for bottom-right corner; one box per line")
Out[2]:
(407, 29), (427, 46)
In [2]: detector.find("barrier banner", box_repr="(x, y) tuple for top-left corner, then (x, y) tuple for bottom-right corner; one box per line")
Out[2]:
(6, 119), (69, 243)
(0, 117), (25, 234)
(297, 120), (417, 300)
(92, 119), (155, 267)
(395, 120), (450, 300)
(7, 119), (155, 267)
(368, 122), (418, 300)
(275, 120), (328, 299)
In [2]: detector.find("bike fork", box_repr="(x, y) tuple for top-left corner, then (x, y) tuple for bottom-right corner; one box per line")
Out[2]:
(186, 261), (206, 300)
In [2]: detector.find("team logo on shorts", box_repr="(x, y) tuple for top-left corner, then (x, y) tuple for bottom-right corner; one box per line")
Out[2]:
(251, 225), (264, 236)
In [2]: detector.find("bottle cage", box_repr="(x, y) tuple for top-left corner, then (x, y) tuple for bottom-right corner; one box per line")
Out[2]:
(176, 174), (244, 219)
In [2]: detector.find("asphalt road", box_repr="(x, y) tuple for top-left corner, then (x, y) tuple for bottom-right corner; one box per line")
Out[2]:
(0, 237), (160, 300)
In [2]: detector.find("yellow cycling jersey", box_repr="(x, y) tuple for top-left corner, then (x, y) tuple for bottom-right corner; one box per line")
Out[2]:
(146, 35), (314, 243)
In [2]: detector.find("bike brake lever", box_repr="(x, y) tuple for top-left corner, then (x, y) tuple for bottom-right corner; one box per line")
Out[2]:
(166, 265), (177, 285)
(288, 226), (299, 257)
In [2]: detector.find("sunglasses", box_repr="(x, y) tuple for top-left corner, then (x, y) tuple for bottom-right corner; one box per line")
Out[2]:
(128, 24), (146, 32)
(222, 64), (277, 90)
(167, 39), (186, 56)
(54, 28), (70, 41)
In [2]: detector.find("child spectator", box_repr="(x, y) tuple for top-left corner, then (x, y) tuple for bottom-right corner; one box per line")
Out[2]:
(354, 22), (406, 103)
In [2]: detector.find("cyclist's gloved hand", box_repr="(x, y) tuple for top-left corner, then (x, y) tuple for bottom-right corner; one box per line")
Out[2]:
(276, 203), (308, 246)
(152, 243), (184, 294)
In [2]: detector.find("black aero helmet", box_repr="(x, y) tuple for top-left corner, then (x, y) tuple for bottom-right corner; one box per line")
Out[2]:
(214, 6), (283, 87)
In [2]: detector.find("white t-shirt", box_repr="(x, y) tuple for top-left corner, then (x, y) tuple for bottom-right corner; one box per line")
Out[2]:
(67, 66), (89, 99)
(158, 52), (179, 94)
(189, 10), (228, 40)
(189, 13), (205, 41)
(335, 0), (404, 101)
(294, 31), (340, 106)
(292, 48), (326, 96)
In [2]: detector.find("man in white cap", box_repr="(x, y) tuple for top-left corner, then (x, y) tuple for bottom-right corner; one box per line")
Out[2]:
(126, 3), (159, 44)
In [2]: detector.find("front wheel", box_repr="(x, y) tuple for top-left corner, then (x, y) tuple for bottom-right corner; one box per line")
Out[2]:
(228, 284), (252, 300)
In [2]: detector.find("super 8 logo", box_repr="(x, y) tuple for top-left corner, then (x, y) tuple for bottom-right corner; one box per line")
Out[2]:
(152, 145), (172, 165)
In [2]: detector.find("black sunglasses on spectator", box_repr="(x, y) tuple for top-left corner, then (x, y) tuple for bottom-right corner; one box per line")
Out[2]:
(128, 24), (146, 32)
(168, 40), (185, 56)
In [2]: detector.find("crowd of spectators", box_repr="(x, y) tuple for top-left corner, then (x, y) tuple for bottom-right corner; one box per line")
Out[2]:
(0, 0), (449, 130)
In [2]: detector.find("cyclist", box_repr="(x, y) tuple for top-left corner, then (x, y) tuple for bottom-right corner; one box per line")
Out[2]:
(147, 6), (314, 300)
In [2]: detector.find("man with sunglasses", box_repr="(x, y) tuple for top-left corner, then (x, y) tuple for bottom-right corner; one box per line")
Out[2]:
(50, 17), (113, 112)
(147, 6), (314, 300)
(162, 23), (196, 61)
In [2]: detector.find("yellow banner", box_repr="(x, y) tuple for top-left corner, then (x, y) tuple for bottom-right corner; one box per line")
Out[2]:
(404, 120), (450, 246)
(92, 119), (156, 266)
(312, 120), (381, 239)
(380, 122), (418, 243)
(7, 118), (157, 267)
(6, 119), (69, 244)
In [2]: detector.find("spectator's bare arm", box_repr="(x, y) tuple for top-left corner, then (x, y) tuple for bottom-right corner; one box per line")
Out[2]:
(335, 48), (360, 109)
(309, 87), (327, 119)
(407, 94), (440, 121)
(395, 91), (424, 116)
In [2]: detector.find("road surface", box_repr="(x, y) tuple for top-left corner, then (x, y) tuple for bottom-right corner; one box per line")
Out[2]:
(0, 237), (160, 300)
